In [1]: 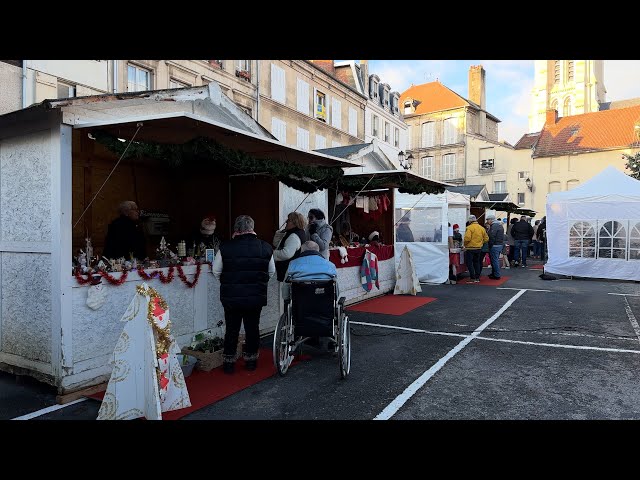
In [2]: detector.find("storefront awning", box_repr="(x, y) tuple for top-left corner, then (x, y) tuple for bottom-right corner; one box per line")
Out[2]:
(340, 169), (452, 195)
(74, 112), (358, 169)
(472, 200), (536, 217)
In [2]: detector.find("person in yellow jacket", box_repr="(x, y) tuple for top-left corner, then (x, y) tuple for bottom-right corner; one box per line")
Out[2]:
(463, 215), (489, 283)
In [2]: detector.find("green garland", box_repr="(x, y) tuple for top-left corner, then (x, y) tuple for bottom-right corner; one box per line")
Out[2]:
(92, 131), (343, 193)
(337, 173), (446, 196)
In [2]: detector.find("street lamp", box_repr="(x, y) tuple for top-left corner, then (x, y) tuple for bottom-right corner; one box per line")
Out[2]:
(398, 151), (413, 170)
(525, 177), (533, 192)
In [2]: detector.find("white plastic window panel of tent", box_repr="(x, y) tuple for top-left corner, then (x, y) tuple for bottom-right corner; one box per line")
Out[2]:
(443, 117), (457, 145)
(271, 117), (286, 144)
(348, 107), (357, 136)
(331, 98), (342, 130)
(271, 63), (286, 104)
(296, 78), (310, 115)
(442, 154), (456, 180)
(395, 207), (443, 243)
(421, 122), (434, 148)
(568, 221), (596, 258)
(422, 156), (434, 179)
(597, 220), (627, 260)
(630, 221), (640, 260)
(296, 127), (309, 151)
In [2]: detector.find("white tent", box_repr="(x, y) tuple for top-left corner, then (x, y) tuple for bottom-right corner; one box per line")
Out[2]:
(546, 166), (640, 281)
(394, 190), (470, 283)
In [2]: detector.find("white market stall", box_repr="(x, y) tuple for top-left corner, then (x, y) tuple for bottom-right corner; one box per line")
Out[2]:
(394, 190), (470, 283)
(0, 83), (354, 395)
(545, 166), (640, 281)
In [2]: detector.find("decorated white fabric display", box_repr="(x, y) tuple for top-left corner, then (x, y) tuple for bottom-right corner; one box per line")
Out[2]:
(97, 282), (191, 420)
(394, 246), (422, 295)
(86, 283), (107, 310)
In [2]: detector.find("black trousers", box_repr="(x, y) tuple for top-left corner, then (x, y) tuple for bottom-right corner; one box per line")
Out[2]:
(223, 306), (262, 360)
(465, 249), (484, 280)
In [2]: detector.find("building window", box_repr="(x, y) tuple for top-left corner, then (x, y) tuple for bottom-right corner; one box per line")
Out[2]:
(518, 171), (526, 179)
(348, 107), (357, 137)
(383, 89), (389, 108)
(404, 101), (412, 115)
(517, 192), (525, 205)
(479, 147), (495, 170)
(372, 114), (379, 137)
(567, 61), (574, 81)
(384, 121), (390, 143)
(127, 64), (151, 92)
(315, 90), (327, 122)
(554, 60), (561, 84)
(422, 156), (434, 179)
(169, 78), (189, 89)
(296, 127), (309, 151)
(563, 97), (572, 117)
(493, 180), (506, 193)
(442, 153), (456, 180)
(421, 121), (435, 148)
(271, 63), (285, 103)
(331, 98), (342, 130)
(443, 117), (458, 145)
(236, 60), (251, 81)
(549, 181), (561, 193)
(567, 179), (579, 190)
(370, 79), (378, 99)
(569, 221), (596, 258)
(271, 117), (286, 143)
(209, 60), (223, 69)
(598, 220), (627, 259)
(57, 81), (76, 99)
(394, 127), (399, 148)
(315, 134), (326, 150)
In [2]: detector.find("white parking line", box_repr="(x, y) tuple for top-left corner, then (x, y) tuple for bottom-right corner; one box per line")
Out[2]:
(498, 287), (551, 292)
(622, 296), (640, 345)
(608, 293), (640, 297)
(11, 398), (87, 420)
(373, 289), (527, 421)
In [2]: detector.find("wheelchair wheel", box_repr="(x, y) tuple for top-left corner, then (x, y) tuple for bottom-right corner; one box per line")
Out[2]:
(339, 314), (351, 379)
(273, 308), (294, 376)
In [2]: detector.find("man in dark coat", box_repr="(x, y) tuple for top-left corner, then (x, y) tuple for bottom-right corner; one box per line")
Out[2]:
(511, 215), (535, 267)
(212, 215), (275, 374)
(486, 214), (505, 279)
(102, 200), (146, 260)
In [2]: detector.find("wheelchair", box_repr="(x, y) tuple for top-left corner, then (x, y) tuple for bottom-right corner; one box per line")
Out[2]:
(272, 277), (351, 379)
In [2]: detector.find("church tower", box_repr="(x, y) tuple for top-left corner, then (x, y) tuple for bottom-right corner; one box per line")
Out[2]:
(528, 60), (606, 132)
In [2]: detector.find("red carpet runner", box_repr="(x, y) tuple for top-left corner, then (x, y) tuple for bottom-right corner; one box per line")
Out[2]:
(459, 275), (510, 286)
(88, 347), (293, 420)
(346, 295), (436, 315)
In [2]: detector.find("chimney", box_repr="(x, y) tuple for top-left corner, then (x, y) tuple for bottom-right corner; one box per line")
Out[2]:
(309, 60), (335, 77)
(360, 60), (369, 91)
(546, 109), (558, 125)
(468, 65), (486, 110)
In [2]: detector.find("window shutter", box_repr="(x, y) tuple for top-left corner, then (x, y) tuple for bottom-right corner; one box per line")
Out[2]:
(315, 134), (326, 150)
(271, 117), (286, 144)
(297, 127), (309, 150)
(297, 78), (309, 115)
(271, 63), (285, 104)
(332, 98), (342, 129)
(348, 107), (357, 136)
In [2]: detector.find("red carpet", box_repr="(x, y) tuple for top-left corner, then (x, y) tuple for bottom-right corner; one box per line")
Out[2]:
(346, 295), (436, 315)
(529, 264), (544, 270)
(459, 275), (510, 286)
(87, 347), (298, 420)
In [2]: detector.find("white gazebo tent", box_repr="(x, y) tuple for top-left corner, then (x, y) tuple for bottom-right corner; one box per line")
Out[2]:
(546, 166), (640, 281)
(394, 190), (470, 283)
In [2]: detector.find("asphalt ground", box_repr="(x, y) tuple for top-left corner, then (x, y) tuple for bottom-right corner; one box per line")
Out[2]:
(3, 257), (640, 423)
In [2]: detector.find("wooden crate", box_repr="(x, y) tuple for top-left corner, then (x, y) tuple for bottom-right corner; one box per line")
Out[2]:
(181, 335), (245, 372)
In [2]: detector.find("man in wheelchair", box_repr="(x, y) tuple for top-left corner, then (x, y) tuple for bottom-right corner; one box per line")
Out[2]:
(282, 240), (339, 350)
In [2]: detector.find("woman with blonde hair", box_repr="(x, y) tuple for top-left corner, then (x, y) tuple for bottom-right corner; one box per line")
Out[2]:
(273, 211), (308, 282)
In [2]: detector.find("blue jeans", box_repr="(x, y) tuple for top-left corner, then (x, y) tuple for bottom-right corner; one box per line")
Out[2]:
(514, 240), (529, 265)
(489, 245), (503, 278)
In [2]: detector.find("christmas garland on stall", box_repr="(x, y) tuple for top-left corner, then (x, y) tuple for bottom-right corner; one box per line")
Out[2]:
(92, 131), (344, 194)
(337, 172), (446, 196)
(74, 263), (207, 288)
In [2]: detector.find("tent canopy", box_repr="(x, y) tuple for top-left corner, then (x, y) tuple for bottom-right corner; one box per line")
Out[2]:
(545, 166), (640, 281)
(341, 169), (450, 195)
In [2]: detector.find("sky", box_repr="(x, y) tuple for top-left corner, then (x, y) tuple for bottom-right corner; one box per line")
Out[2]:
(364, 60), (640, 146)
